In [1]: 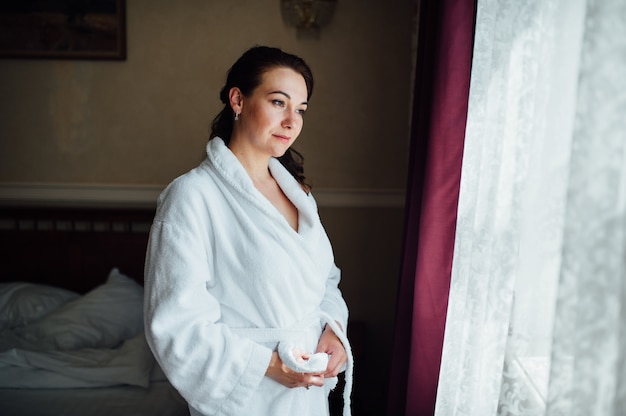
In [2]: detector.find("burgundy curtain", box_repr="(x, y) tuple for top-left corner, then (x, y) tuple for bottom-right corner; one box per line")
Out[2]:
(386, 0), (476, 415)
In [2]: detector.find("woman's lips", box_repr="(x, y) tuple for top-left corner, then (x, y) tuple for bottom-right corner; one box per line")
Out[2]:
(273, 134), (291, 142)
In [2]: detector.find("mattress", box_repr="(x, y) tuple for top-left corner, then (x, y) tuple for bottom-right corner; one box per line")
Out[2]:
(0, 380), (189, 416)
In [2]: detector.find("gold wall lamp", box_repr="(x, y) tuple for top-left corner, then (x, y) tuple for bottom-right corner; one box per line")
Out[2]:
(280, 0), (337, 39)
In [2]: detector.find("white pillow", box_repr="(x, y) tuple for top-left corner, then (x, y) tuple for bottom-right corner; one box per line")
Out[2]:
(14, 268), (144, 350)
(0, 282), (80, 331)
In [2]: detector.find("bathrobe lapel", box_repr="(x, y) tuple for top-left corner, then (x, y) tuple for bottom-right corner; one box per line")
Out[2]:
(206, 138), (332, 282)
(203, 138), (333, 326)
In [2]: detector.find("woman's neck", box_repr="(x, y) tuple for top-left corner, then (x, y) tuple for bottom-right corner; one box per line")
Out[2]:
(227, 140), (272, 184)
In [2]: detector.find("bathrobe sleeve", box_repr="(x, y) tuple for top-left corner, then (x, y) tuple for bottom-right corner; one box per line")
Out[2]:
(320, 262), (349, 333)
(143, 179), (273, 416)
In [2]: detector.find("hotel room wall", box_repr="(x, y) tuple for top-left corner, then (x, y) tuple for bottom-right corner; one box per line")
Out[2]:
(320, 205), (405, 413)
(0, 0), (412, 188)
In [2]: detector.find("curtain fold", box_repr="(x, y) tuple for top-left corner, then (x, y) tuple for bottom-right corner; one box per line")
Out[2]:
(546, 1), (626, 413)
(435, 0), (626, 415)
(387, 0), (476, 414)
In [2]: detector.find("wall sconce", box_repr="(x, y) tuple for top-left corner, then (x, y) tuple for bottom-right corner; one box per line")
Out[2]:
(280, 0), (337, 39)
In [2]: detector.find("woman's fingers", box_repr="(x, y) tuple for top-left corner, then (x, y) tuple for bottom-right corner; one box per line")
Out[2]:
(316, 326), (348, 377)
(325, 350), (346, 377)
(302, 373), (325, 388)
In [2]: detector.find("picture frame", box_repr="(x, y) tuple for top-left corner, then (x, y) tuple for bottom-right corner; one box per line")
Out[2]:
(0, 0), (126, 60)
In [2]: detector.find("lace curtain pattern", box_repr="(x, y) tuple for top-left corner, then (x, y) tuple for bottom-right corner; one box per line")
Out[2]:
(435, 0), (626, 415)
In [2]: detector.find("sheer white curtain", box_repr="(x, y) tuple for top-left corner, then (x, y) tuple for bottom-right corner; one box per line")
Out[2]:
(434, 0), (626, 415)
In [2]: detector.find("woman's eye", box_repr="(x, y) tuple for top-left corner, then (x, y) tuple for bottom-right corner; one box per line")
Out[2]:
(272, 99), (285, 107)
(296, 108), (307, 115)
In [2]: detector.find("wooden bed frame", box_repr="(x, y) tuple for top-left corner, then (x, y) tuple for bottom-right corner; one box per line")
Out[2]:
(0, 206), (155, 292)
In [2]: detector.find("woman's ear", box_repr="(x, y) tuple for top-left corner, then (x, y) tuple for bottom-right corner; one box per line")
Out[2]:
(228, 87), (243, 114)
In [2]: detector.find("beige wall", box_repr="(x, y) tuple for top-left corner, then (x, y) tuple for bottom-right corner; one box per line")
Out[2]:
(0, 0), (412, 188)
(0, 1), (414, 413)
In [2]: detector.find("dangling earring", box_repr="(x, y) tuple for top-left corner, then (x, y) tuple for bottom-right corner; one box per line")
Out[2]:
(234, 112), (239, 121)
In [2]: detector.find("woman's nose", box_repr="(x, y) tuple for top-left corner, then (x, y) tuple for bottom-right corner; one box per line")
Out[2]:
(282, 112), (296, 129)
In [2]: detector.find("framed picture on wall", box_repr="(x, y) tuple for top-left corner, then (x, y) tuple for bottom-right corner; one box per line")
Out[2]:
(0, 0), (126, 60)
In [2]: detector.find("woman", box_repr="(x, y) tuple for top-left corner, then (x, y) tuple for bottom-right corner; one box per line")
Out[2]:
(144, 46), (352, 416)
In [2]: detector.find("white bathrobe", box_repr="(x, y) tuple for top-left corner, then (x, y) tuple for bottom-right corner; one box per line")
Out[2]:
(144, 137), (350, 416)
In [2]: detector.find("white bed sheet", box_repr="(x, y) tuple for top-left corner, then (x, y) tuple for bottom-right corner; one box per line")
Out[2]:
(0, 270), (190, 415)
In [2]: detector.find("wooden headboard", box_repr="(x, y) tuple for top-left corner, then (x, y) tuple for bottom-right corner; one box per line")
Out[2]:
(0, 206), (155, 293)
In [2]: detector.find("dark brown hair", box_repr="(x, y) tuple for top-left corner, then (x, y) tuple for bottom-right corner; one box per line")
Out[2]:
(209, 46), (314, 188)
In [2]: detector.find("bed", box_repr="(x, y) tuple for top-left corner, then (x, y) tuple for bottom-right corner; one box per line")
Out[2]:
(0, 205), (190, 416)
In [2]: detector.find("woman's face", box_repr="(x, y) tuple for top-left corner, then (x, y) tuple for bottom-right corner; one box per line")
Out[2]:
(232, 66), (309, 159)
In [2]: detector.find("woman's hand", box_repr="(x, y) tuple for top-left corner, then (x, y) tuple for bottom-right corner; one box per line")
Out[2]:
(316, 324), (347, 378)
(265, 351), (325, 389)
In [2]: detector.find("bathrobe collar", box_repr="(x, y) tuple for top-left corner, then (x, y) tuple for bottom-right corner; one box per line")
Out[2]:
(203, 137), (317, 237)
